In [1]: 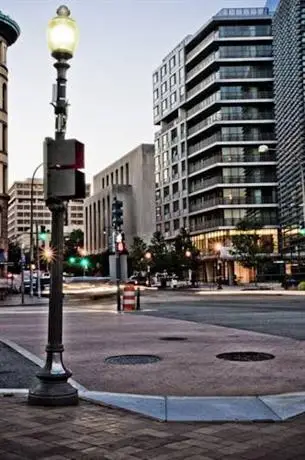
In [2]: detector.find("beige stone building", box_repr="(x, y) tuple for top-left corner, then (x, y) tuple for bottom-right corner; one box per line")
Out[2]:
(0, 12), (20, 263)
(85, 144), (155, 254)
(8, 178), (90, 249)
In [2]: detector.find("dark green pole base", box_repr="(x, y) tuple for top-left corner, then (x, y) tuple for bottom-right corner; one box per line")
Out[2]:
(28, 380), (78, 406)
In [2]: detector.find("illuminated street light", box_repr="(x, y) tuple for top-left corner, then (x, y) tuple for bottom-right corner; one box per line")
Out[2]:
(28, 5), (79, 407)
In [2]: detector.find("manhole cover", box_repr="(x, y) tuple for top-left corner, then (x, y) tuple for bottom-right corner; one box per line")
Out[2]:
(159, 337), (188, 341)
(216, 351), (275, 362)
(105, 354), (161, 365)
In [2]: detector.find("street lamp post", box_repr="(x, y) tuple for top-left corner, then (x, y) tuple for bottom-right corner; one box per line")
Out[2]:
(28, 5), (79, 406)
(29, 162), (43, 297)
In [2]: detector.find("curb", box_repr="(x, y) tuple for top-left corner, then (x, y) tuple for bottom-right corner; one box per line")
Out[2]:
(2, 338), (305, 423)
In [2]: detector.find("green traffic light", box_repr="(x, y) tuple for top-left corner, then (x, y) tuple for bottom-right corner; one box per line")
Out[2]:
(39, 233), (47, 241)
(300, 229), (305, 236)
(80, 258), (89, 268)
(69, 257), (76, 264)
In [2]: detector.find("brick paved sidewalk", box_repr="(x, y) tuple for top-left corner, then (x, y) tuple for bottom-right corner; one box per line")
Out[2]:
(1, 396), (305, 460)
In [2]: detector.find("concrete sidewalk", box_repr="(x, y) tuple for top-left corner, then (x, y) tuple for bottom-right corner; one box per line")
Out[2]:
(1, 395), (305, 459)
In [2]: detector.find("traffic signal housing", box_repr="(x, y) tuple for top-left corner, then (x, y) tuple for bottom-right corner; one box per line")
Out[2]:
(300, 222), (305, 236)
(112, 197), (123, 230)
(39, 225), (47, 241)
(44, 137), (86, 200)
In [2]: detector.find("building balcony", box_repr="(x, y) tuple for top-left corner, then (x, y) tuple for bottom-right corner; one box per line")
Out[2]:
(189, 196), (278, 213)
(189, 175), (277, 195)
(188, 112), (274, 139)
(190, 215), (278, 233)
(186, 31), (218, 64)
(186, 57), (273, 84)
(186, 52), (218, 82)
(188, 153), (276, 175)
(186, 91), (273, 118)
(188, 132), (276, 158)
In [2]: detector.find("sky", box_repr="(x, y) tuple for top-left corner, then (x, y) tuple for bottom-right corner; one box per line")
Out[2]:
(3, 0), (267, 186)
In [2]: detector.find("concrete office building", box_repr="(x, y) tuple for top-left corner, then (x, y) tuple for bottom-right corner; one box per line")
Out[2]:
(273, 0), (305, 260)
(153, 6), (279, 283)
(0, 12), (20, 264)
(84, 144), (155, 255)
(8, 178), (90, 249)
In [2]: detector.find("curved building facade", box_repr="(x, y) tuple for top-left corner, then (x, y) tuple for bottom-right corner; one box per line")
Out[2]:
(0, 11), (20, 265)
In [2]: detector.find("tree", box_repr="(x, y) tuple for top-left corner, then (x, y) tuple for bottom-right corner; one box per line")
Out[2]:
(64, 229), (84, 259)
(231, 219), (265, 283)
(148, 231), (169, 273)
(129, 236), (147, 273)
(171, 228), (200, 278)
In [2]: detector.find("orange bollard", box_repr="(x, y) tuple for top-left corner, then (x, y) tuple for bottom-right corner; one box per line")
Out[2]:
(123, 284), (136, 311)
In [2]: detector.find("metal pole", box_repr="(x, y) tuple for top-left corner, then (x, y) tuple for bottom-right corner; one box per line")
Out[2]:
(136, 287), (140, 310)
(30, 163), (43, 297)
(36, 223), (41, 298)
(20, 244), (25, 305)
(28, 56), (77, 406)
(116, 233), (121, 312)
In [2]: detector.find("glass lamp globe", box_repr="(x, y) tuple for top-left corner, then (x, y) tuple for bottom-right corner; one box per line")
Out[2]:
(47, 5), (79, 59)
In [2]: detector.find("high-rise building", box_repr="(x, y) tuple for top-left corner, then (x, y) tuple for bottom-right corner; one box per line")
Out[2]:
(84, 144), (155, 254)
(0, 12), (20, 264)
(273, 0), (305, 256)
(265, 0), (280, 12)
(8, 178), (90, 248)
(153, 7), (278, 282)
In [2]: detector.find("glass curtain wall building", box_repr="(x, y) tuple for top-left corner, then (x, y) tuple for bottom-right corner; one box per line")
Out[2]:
(273, 0), (305, 266)
(153, 7), (279, 283)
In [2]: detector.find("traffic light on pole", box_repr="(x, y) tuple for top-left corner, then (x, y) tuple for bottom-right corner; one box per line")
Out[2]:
(39, 225), (47, 241)
(112, 197), (123, 230)
(43, 137), (86, 200)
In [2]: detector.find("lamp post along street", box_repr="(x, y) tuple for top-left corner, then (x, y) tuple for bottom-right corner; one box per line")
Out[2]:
(28, 5), (80, 406)
(35, 223), (41, 298)
(29, 162), (43, 297)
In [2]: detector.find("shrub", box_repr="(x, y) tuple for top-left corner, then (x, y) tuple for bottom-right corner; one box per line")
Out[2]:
(298, 281), (305, 291)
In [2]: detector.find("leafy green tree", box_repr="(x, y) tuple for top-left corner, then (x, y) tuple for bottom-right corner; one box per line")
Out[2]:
(231, 219), (266, 283)
(171, 228), (200, 278)
(64, 229), (84, 259)
(148, 231), (169, 273)
(129, 236), (147, 272)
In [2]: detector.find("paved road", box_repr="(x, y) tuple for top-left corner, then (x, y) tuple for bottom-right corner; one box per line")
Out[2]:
(139, 294), (305, 340)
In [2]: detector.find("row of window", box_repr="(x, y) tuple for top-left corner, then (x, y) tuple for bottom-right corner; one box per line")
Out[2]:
(100, 163), (129, 189)
(153, 49), (184, 84)
(154, 87), (185, 117)
(155, 126), (186, 151)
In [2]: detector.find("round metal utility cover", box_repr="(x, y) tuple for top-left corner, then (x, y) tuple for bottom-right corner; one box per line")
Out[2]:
(159, 337), (188, 341)
(105, 354), (161, 365)
(216, 351), (275, 362)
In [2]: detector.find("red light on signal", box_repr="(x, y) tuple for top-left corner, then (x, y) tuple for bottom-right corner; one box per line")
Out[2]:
(117, 242), (124, 252)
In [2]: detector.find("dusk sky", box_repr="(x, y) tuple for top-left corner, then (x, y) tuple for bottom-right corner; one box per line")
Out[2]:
(3, 0), (266, 187)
